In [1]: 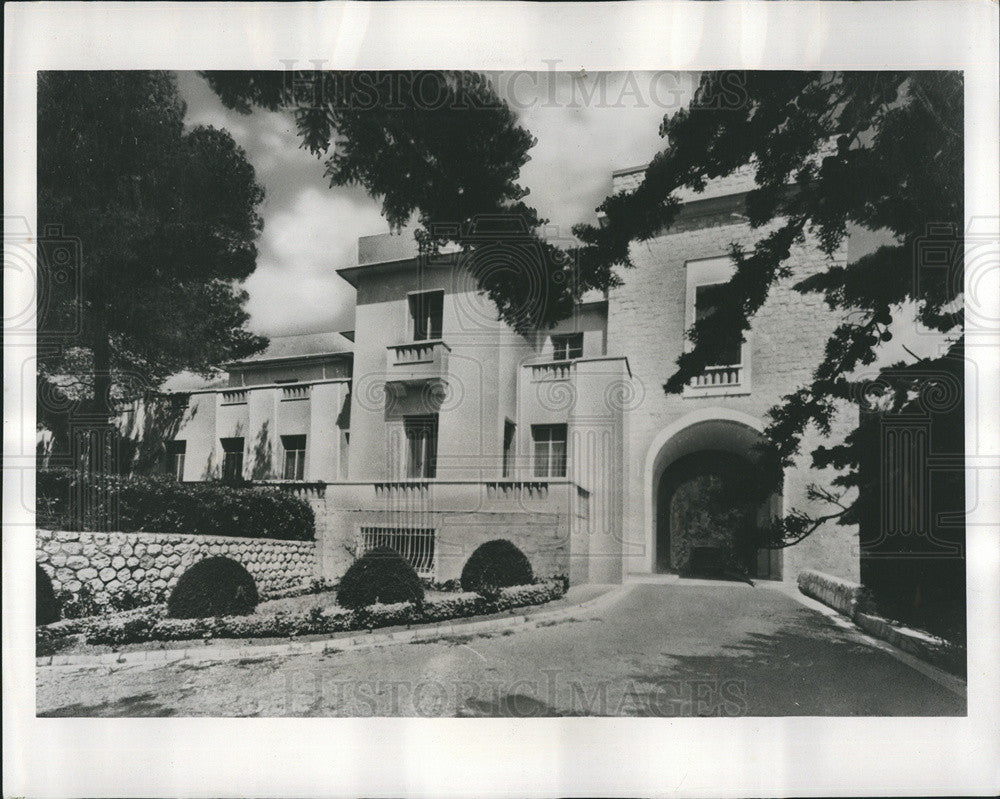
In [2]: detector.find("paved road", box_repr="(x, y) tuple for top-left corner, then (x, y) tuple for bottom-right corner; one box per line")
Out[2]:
(36, 582), (965, 717)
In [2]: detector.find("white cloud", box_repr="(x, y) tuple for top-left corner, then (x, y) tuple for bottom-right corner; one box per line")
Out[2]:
(247, 186), (386, 335)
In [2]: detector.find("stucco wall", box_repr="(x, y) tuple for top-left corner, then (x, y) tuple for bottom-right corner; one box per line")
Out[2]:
(36, 529), (319, 602)
(311, 480), (589, 585)
(348, 256), (537, 482)
(607, 201), (860, 582)
(172, 379), (350, 482)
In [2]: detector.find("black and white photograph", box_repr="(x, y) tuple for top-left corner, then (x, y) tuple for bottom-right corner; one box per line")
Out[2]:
(5, 1), (999, 797)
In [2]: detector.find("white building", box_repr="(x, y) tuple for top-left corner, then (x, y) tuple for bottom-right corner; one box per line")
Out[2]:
(158, 166), (860, 586)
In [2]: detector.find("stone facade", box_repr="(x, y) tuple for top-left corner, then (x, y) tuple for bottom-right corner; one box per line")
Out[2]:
(36, 529), (319, 602)
(606, 176), (861, 582)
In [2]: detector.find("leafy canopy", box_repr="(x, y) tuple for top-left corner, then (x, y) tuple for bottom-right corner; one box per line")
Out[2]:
(37, 71), (268, 409)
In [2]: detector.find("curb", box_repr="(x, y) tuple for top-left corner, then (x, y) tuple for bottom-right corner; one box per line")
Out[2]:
(38, 584), (632, 669)
(853, 611), (962, 674)
(767, 580), (966, 698)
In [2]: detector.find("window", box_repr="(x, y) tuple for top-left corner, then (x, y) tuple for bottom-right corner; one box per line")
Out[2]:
(694, 283), (742, 367)
(552, 332), (583, 361)
(165, 440), (186, 481)
(502, 420), (516, 478)
(361, 527), (436, 577)
(409, 290), (444, 341)
(532, 424), (567, 478)
(282, 434), (306, 480)
(404, 415), (438, 478)
(220, 437), (244, 481)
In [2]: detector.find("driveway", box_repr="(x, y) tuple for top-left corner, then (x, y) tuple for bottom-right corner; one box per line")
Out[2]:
(36, 582), (965, 717)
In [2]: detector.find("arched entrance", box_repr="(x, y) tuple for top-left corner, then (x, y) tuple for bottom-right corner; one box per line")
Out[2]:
(644, 409), (782, 580)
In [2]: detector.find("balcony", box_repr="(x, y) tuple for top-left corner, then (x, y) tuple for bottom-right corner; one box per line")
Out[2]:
(685, 363), (750, 396)
(690, 364), (742, 388)
(321, 478), (591, 582)
(281, 384), (311, 401)
(386, 339), (451, 384)
(220, 389), (247, 405)
(530, 360), (574, 382)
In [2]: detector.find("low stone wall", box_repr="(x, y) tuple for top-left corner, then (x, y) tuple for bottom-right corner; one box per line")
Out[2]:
(36, 529), (319, 602)
(797, 569), (869, 618)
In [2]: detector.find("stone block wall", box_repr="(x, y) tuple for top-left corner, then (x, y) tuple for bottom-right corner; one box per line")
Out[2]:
(36, 529), (319, 602)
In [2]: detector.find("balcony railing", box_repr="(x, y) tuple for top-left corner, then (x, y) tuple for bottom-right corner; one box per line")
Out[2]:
(281, 384), (310, 401)
(690, 364), (743, 389)
(386, 339), (450, 382)
(220, 389), (247, 405)
(530, 360), (574, 382)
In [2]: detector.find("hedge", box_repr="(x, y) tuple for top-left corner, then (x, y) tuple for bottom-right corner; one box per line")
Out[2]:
(37, 467), (314, 541)
(38, 581), (566, 650)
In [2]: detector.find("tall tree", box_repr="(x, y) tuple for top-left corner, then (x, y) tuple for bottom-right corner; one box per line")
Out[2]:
(37, 71), (268, 424)
(573, 71), (964, 546)
(202, 70), (590, 331)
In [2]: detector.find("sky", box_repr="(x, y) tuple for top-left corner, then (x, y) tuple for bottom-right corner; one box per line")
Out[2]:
(175, 70), (689, 338)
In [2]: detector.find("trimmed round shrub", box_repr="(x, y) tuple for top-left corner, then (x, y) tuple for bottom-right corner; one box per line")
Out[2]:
(460, 539), (534, 594)
(36, 564), (60, 626)
(167, 556), (259, 619)
(336, 547), (424, 610)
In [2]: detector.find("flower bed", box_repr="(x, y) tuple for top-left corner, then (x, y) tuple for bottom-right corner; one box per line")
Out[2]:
(37, 581), (566, 652)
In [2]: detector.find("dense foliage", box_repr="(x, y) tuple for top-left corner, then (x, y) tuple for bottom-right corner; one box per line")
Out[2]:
(36, 565), (61, 626)
(167, 557), (259, 619)
(37, 468), (315, 541)
(336, 547), (425, 610)
(460, 539), (534, 595)
(37, 71), (267, 428)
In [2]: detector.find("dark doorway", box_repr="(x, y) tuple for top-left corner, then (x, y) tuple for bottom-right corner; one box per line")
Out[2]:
(656, 450), (776, 579)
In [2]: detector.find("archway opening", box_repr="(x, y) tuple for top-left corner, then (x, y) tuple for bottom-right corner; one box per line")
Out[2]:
(650, 417), (782, 580)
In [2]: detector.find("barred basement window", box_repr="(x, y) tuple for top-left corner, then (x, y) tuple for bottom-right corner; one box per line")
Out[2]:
(360, 527), (436, 577)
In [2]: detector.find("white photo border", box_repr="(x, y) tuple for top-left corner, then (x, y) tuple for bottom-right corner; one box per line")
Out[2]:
(4, 1), (998, 796)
